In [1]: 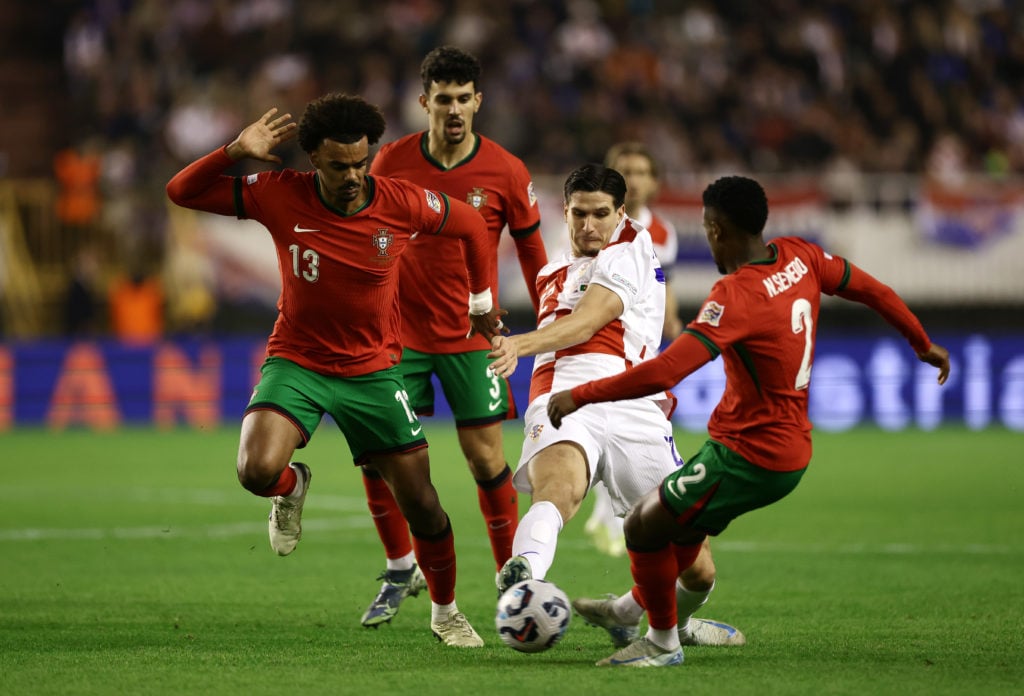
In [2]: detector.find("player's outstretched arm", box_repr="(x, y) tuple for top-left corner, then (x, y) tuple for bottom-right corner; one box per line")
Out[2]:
(489, 284), (624, 378)
(225, 108), (297, 163)
(167, 108), (297, 213)
(918, 343), (951, 385)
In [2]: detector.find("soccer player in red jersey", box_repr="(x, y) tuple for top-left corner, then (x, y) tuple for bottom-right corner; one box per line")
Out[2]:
(166, 93), (505, 648)
(549, 175), (951, 667)
(358, 46), (547, 627)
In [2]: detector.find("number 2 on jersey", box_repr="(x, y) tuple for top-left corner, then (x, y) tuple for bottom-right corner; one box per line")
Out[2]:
(791, 298), (814, 390)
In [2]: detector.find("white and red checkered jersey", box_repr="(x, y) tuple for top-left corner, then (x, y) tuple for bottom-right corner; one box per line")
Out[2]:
(528, 216), (668, 406)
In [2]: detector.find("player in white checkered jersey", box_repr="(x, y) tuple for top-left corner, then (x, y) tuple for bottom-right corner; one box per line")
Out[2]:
(488, 163), (741, 649)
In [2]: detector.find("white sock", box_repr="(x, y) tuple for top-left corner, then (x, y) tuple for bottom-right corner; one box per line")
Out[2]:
(431, 601), (457, 622)
(677, 579), (713, 632)
(386, 551), (416, 572)
(511, 500), (563, 580)
(646, 626), (681, 651)
(611, 589), (645, 624)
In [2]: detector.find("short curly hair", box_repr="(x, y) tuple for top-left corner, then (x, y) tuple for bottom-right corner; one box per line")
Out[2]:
(297, 93), (387, 153)
(420, 45), (481, 93)
(702, 176), (768, 235)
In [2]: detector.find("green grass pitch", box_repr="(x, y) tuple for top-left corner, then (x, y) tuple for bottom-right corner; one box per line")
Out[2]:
(1, 424), (1021, 695)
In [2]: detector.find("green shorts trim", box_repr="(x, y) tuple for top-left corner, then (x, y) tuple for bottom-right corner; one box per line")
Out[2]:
(398, 347), (513, 427)
(659, 440), (806, 535)
(245, 356), (427, 464)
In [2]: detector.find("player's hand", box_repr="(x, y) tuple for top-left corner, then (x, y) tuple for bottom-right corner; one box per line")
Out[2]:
(225, 108), (298, 164)
(487, 335), (518, 378)
(917, 343), (951, 385)
(468, 307), (510, 340)
(546, 390), (578, 429)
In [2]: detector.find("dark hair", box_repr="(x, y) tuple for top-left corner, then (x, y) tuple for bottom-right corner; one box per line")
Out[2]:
(297, 93), (387, 153)
(702, 176), (768, 235)
(563, 164), (627, 209)
(604, 141), (659, 178)
(421, 45), (481, 93)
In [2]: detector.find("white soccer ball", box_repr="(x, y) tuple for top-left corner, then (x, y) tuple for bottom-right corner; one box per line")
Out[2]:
(495, 579), (572, 653)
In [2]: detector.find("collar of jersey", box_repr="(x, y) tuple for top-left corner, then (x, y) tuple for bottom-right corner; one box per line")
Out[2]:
(314, 173), (375, 216)
(419, 131), (480, 171)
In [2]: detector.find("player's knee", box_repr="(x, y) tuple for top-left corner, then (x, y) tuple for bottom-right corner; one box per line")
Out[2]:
(392, 481), (443, 529)
(236, 451), (282, 493)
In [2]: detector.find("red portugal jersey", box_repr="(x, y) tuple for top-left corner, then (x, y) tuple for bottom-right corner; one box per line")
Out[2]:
(370, 132), (542, 352)
(166, 147), (489, 377)
(574, 236), (931, 472)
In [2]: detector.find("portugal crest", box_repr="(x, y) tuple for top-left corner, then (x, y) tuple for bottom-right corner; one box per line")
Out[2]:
(467, 187), (489, 210)
(372, 228), (394, 256)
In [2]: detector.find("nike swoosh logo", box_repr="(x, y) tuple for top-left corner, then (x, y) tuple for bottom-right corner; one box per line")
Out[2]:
(293, 224), (320, 233)
(488, 400), (502, 411)
(410, 425), (423, 436)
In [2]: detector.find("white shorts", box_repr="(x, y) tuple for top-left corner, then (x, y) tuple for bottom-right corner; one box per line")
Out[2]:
(514, 394), (684, 516)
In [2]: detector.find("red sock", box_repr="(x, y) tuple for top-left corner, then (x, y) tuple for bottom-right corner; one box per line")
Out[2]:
(672, 541), (703, 573)
(628, 546), (679, 630)
(256, 465), (296, 497)
(361, 470), (413, 560)
(411, 518), (456, 605)
(476, 466), (518, 570)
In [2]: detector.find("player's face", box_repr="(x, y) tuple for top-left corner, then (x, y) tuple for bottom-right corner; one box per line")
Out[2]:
(310, 137), (370, 211)
(702, 206), (727, 275)
(565, 191), (625, 257)
(611, 153), (657, 211)
(421, 81), (481, 146)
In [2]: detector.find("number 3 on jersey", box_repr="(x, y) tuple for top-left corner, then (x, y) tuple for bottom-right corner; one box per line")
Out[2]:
(289, 244), (320, 282)
(791, 298), (814, 390)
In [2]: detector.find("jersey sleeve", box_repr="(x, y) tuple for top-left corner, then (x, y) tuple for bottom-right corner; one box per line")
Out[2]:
(805, 241), (851, 296)
(798, 238), (930, 354)
(572, 331), (714, 406)
(165, 146), (240, 217)
(836, 262), (931, 353)
(589, 240), (651, 316)
(505, 157), (541, 237)
(431, 192), (493, 295)
(682, 277), (753, 352)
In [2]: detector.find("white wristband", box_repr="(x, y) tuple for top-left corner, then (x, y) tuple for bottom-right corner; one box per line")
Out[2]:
(468, 289), (493, 315)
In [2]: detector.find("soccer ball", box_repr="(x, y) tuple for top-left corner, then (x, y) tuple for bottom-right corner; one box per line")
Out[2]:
(495, 579), (572, 653)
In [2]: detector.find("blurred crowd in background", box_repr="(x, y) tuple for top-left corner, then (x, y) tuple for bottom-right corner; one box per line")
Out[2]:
(25, 0), (1024, 338)
(62, 0), (1024, 181)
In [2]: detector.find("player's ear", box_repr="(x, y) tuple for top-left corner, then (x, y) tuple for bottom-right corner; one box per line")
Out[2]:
(418, 93), (429, 111)
(474, 92), (483, 112)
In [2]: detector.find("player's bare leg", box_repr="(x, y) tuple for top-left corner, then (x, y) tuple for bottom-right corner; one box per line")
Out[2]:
(237, 410), (310, 556)
(498, 442), (588, 593)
